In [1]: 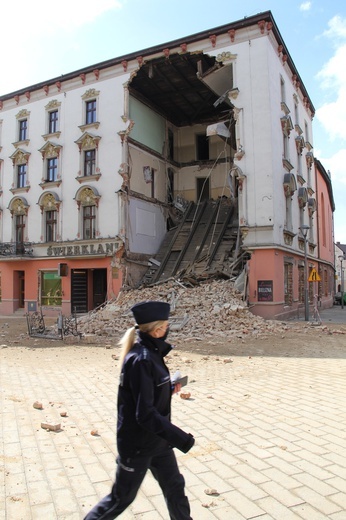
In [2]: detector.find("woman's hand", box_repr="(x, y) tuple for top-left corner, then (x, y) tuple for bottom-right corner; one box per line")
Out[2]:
(172, 382), (181, 395)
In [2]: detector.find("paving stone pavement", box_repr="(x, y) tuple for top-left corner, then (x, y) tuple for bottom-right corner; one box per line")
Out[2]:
(1, 331), (346, 520)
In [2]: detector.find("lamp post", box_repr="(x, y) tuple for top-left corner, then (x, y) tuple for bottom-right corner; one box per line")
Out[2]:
(300, 225), (310, 321)
(339, 255), (344, 310)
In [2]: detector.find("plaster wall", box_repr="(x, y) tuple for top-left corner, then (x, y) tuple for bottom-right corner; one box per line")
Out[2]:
(227, 35), (315, 250)
(127, 197), (167, 254)
(0, 72), (128, 244)
(128, 145), (167, 200)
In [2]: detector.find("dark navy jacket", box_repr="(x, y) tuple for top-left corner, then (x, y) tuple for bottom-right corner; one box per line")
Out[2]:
(117, 331), (193, 458)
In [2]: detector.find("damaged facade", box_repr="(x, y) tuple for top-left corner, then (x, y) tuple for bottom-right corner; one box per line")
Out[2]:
(0, 11), (335, 319)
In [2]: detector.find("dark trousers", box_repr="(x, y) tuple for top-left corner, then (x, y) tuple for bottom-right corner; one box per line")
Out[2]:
(84, 447), (192, 520)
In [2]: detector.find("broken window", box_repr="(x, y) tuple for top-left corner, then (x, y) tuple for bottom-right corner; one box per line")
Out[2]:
(196, 134), (209, 160)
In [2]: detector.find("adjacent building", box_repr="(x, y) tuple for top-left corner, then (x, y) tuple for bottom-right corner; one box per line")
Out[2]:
(0, 11), (335, 318)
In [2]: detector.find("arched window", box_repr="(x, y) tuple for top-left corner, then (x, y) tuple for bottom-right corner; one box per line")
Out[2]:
(8, 196), (30, 252)
(75, 186), (100, 240)
(38, 192), (60, 242)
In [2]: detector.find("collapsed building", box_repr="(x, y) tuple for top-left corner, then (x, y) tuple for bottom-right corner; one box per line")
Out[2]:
(0, 11), (335, 320)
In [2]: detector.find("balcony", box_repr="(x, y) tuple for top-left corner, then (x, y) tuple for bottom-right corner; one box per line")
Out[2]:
(0, 242), (34, 257)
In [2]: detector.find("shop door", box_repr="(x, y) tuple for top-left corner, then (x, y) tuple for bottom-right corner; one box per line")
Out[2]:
(71, 270), (88, 314)
(93, 269), (107, 309)
(17, 271), (25, 308)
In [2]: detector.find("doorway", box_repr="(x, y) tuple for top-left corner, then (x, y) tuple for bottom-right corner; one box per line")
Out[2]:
(93, 269), (107, 308)
(16, 271), (25, 308)
(71, 269), (88, 314)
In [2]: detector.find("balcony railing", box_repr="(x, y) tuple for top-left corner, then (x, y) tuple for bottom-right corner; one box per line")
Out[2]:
(0, 242), (34, 257)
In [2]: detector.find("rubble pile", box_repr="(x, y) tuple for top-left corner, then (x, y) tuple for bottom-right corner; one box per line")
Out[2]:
(78, 279), (291, 342)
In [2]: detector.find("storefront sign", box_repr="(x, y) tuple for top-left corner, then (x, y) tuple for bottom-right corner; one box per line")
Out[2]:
(257, 280), (273, 302)
(47, 242), (118, 257)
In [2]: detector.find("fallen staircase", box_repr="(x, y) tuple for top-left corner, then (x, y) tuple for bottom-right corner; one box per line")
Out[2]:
(141, 199), (243, 286)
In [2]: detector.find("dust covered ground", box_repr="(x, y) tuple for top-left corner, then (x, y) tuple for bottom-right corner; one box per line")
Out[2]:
(1, 315), (346, 360)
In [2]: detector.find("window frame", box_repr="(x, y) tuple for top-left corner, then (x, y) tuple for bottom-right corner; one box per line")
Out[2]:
(84, 149), (96, 177)
(41, 271), (62, 307)
(18, 119), (28, 141)
(85, 99), (97, 125)
(82, 204), (96, 239)
(48, 110), (59, 134)
(17, 164), (27, 188)
(45, 209), (57, 242)
(15, 214), (25, 253)
(46, 157), (58, 182)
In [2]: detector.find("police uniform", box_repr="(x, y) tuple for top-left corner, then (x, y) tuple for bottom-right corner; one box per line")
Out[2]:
(84, 301), (194, 520)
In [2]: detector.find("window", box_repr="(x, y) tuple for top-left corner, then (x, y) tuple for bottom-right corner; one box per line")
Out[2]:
(294, 102), (299, 126)
(15, 214), (25, 254)
(19, 119), (28, 141)
(48, 110), (58, 134)
(168, 129), (174, 161)
(285, 196), (292, 231)
(39, 193), (60, 242)
(304, 121), (309, 142)
(86, 99), (97, 125)
(38, 142), (62, 184)
(83, 205), (96, 239)
(196, 134), (209, 160)
(280, 76), (285, 103)
(151, 169), (155, 198)
(17, 164), (27, 188)
(167, 168), (174, 204)
(47, 158), (58, 182)
(76, 186), (99, 239)
(283, 133), (289, 160)
(321, 192), (326, 247)
(284, 263), (293, 306)
(84, 149), (96, 176)
(75, 132), (101, 180)
(298, 265), (304, 303)
(45, 210), (57, 242)
(41, 272), (62, 307)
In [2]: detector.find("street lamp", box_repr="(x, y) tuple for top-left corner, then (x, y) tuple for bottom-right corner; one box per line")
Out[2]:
(338, 255), (345, 309)
(300, 225), (310, 321)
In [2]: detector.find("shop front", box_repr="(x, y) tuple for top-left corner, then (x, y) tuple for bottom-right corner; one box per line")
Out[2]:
(0, 239), (123, 316)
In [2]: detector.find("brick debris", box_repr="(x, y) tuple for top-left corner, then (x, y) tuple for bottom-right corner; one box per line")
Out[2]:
(78, 278), (294, 341)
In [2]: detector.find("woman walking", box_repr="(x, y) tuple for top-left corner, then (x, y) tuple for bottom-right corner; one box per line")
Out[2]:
(84, 300), (194, 519)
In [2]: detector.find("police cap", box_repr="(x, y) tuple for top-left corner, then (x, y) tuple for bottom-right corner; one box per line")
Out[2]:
(131, 301), (170, 325)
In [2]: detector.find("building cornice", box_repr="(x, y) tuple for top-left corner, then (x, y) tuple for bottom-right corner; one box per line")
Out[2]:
(0, 11), (315, 115)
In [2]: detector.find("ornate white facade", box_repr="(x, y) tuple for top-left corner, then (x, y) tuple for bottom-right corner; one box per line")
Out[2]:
(0, 11), (334, 318)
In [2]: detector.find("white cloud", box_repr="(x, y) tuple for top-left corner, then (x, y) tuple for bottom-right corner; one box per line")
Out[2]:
(316, 83), (346, 142)
(1, 0), (124, 33)
(299, 2), (312, 11)
(316, 17), (346, 143)
(0, 0), (124, 94)
(319, 149), (346, 185)
(319, 149), (346, 242)
(323, 15), (346, 40)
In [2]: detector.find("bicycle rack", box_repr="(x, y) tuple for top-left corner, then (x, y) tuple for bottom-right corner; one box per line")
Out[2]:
(26, 308), (81, 340)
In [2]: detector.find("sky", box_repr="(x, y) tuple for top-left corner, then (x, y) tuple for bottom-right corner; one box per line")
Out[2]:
(1, 0), (346, 244)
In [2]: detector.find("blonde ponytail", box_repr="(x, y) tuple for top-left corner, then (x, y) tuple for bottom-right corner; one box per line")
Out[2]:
(118, 326), (137, 366)
(118, 320), (166, 366)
